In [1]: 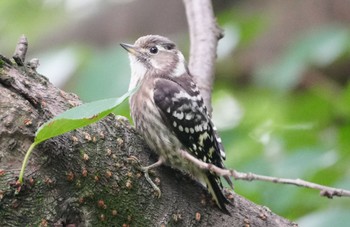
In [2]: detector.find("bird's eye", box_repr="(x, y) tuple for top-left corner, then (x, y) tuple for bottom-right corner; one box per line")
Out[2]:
(149, 46), (158, 54)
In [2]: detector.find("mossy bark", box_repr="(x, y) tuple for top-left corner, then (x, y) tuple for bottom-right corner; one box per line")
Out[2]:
(0, 54), (296, 227)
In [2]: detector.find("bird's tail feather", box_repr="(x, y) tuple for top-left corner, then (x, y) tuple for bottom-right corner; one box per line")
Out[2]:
(204, 172), (230, 214)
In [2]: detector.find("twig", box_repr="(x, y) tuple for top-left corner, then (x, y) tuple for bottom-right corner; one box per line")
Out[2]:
(13, 34), (28, 66)
(183, 0), (223, 116)
(180, 150), (350, 198)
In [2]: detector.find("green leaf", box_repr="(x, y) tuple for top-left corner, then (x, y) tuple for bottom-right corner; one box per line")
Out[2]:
(35, 87), (136, 143)
(19, 86), (138, 183)
(34, 97), (115, 143)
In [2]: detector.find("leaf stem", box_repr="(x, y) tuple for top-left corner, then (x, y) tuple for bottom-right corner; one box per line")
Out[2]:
(19, 142), (39, 183)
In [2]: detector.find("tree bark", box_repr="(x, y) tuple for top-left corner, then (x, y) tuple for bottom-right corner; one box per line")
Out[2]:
(0, 49), (297, 227)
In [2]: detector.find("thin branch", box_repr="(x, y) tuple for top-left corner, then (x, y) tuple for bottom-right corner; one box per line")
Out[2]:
(180, 150), (350, 198)
(183, 0), (223, 115)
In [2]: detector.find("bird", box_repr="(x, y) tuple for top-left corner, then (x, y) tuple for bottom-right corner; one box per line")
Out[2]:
(120, 35), (232, 213)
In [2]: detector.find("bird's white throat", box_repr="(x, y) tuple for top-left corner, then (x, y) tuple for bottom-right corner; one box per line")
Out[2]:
(172, 52), (187, 77)
(128, 55), (147, 91)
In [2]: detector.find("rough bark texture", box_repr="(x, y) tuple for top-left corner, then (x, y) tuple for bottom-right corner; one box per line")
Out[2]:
(0, 55), (297, 226)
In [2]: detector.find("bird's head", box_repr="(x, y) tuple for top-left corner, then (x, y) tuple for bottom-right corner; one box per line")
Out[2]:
(121, 35), (187, 89)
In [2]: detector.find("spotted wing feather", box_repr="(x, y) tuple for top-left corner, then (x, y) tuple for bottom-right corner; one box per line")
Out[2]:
(153, 75), (232, 212)
(153, 76), (224, 168)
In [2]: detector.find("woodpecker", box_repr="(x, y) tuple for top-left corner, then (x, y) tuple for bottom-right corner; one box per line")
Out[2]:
(121, 35), (232, 213)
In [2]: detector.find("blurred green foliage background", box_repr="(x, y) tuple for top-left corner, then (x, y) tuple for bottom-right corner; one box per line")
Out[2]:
(1, 0), (350, 226)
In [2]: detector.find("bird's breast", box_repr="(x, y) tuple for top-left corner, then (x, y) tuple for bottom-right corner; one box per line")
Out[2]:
(129, 84), (187, 168)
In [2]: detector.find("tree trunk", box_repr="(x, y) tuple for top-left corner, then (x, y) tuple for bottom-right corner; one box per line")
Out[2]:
(0, 54), (296, 226)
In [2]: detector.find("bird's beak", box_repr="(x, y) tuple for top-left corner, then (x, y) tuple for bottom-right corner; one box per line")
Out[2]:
(120, 43), (139, 56)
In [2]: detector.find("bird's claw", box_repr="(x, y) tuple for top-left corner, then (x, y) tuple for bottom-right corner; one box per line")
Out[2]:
(128, 156), (162, 198)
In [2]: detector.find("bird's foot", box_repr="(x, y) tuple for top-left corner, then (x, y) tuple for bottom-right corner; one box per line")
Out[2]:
(128, 156), (164, 198)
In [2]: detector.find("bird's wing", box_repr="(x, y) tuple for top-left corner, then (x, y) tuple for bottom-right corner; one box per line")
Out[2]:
(153, 75), (225, 168)
(153, 75), (232, 213)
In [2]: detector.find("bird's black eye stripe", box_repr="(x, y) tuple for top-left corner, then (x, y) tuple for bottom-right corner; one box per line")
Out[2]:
(164, 43), (175, 50)
(149, 46), (158, 54)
